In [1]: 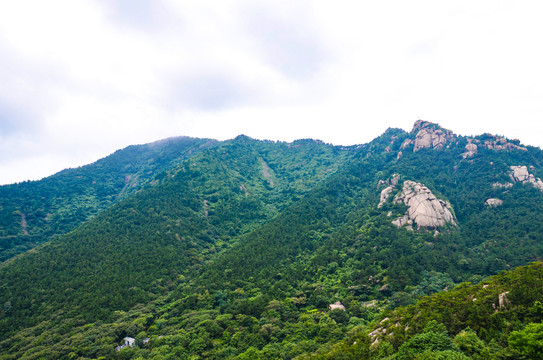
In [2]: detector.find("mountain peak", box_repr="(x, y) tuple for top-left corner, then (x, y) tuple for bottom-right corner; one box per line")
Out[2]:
(402, 120), (455, 152)
(233, 134), (253, 141)
(411, 120), (453, 135)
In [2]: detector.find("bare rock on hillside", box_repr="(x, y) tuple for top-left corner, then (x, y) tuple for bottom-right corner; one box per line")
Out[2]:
(401, 121), (526, 156)
(393, 180), (456, 229)
(485, 198), (503, 207)
(462, 141), (478, 158)
(401, 121), (455, 152)
(483, 135), (527, 151)
(492, 182), (513, 190)
(510, 165), (543, 191)
(411, 121), (455, 152)
(510, 165), (531, 182)
(329, 302), (346, 311)
(379, 187), (394, 208)
(377, 175), (456, 230)
(378, 174), (400, 208)
(392, 215), (412, 229)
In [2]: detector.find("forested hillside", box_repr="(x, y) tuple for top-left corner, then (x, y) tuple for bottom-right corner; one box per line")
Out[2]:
(0, 136), (350, 338)
(1, 121), (543, 359)
(301, 262), (543, 359)
(0, 136), (215, 261)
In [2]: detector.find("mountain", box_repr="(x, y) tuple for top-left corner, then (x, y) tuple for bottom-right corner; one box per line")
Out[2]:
(1, 121), (543, 359)
(0, 136), (215, 261)
(0, 136), (350, 332)
(301, 261), (543, 359)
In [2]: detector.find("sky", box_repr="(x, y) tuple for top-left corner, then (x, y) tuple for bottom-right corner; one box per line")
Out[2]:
(1, 1), (543, 185)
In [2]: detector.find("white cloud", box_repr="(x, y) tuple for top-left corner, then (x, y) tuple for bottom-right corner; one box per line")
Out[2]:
(0, 0), (543, 184)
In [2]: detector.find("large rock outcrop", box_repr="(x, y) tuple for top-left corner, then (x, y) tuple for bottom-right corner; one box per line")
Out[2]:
(400, 121), (527, 156)
(460, 135), (526, 156)
(401, 121), (455, 152)
(510, 165), (543, 191)
(391, 215), (411, 228)
(482, 135), (527, 151)
(378, 174), (400, 208)
(378, 176), (457, 230)
(393, 181), (456, 229)
(462, 140), (478, 158)
(485, 198), (503, 207)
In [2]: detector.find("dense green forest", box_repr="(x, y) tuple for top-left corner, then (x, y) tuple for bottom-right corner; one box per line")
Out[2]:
(0, 136), (215, 261)
(1, 121), (543, 359)
(297, 262), (543, 359)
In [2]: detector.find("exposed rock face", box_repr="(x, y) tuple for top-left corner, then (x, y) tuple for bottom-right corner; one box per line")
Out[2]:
(378, 174), (400, 208)
(482, 135), (527, 151)
(259, 158), (274, 188)
(379, 187), (394, 208)
(391, 215), (411, 228)
(498, 291), (510, 309)
(393, 181), (456, 229)
(485, 198), (503, 207)
(414, 128), (449, 152)
(378, 175), (456, 230)
(492, 182), (513, 190)
(400, 121), (455, 152)
(462, 141), (478, 158)
(400, 121), (527, 156)
(401, 139), (412, 149)
(460, 134), (527, 154)
(329, 302), (346, 311)
(402, 120), (455, 152)
(510, 165), (531, 182)
(510, 165), (543, 191)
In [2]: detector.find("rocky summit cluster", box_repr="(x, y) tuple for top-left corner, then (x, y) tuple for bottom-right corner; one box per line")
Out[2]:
(401, 120), (455, 152)
(399, 120), (527, 159)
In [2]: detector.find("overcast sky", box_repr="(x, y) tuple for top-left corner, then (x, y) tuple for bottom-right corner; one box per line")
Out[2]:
(1, 1), (542, 185)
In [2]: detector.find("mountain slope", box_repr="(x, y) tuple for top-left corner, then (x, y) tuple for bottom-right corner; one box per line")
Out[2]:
(1, 121), (543, 359)
(0, 136), (215, 261)
(304, 262), (543, 359)
(196, 122), (543, 301)
(0, 136), (350, 339)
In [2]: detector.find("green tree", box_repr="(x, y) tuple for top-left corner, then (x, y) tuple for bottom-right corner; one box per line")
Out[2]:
(396, 321), (457, 359)
(236, 346), (260, 359)
(453, 327), (487, 359)
(508, 322), (543, 359)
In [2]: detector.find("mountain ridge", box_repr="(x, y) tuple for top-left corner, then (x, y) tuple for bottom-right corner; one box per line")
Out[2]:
(1, 121), (543, 359)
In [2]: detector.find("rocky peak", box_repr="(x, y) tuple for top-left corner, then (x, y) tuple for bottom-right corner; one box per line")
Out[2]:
(401, 120), (456, 152)
(411, 120), (441, 133)
(463, 134), (527, 152)
(398, 121), (527, 156)
(481, 134), (527, 151)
